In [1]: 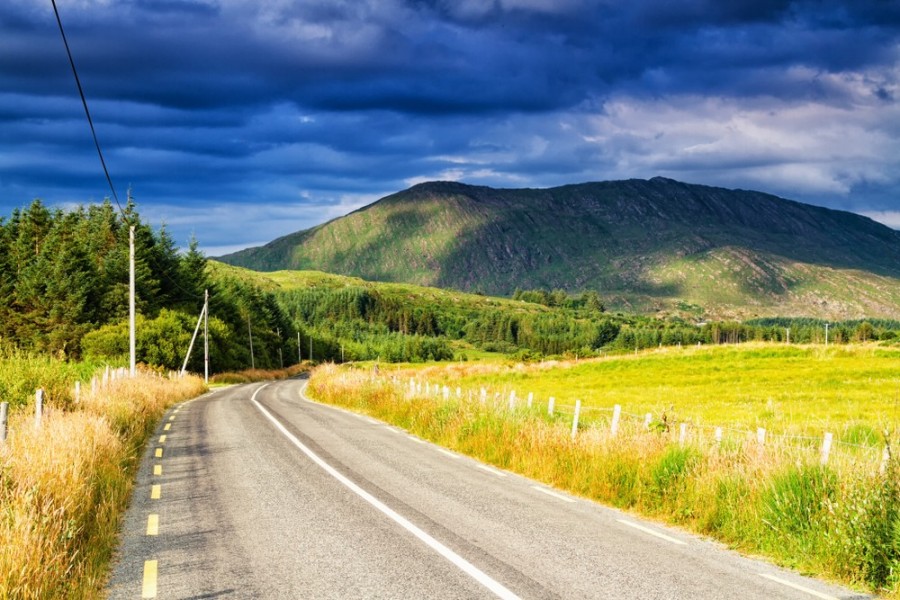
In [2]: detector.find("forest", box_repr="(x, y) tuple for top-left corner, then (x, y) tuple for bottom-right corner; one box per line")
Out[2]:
(0, 199), (294, 372)
(2, 199), (898, 370)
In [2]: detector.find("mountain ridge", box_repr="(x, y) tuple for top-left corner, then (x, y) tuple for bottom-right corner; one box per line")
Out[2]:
(218, 178), (900, 319)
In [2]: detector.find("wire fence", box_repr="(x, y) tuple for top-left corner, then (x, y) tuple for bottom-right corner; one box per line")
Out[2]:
(389, 375), (890, 470)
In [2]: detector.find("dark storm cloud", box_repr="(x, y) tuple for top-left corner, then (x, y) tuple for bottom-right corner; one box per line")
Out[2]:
(0, 0), (898, 250)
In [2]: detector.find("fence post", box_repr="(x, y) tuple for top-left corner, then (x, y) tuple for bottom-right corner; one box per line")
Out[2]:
(527, 392), (533, 408)
(611, 404), (621, 436)
(35, 389), (44, 428)
(508, 391), (516, 411)
(571, 399), (581, 439)
(881, 445), (892, 475)
(820, 432), (833, 465)
(456, 387), (461, 398)
(443, 386), (449, 400)
(715, 427), (723, 445)
(644, 413), (652, 430)
(0, 402), (8, 443)
(679, 423), (687, 445)
(548, 396), (555, 416)
(757, 427), (766, 446)
(480, 388), (487, 404)
(74, 381), (81, 403)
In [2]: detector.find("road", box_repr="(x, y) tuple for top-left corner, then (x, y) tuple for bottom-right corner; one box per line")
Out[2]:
(106, 377), (868, 599)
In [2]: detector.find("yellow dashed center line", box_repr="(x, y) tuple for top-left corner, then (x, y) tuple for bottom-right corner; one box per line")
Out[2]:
(150, 484), (161, 500)
(153, 464), (162, 476)
(159, 434), (166, 443)
(164, 422), (172, 429)
(155, 448), (163, 458)
(142, 560), (157, 598)
(146, 514), (159, 536)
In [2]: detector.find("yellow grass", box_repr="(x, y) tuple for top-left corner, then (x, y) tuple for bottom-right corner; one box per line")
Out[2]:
(0, 369), (205, 599)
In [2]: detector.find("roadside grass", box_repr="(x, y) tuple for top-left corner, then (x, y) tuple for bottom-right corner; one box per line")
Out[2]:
(0, 352), (205, 599)
(308, 344), (900, 597)
(209, 362), (310, 385)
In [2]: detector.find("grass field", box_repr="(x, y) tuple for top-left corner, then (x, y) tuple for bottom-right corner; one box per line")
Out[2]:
(308, 343), (900, 597)
(392, 343), (900, 443)
(0, 350), (206, 599)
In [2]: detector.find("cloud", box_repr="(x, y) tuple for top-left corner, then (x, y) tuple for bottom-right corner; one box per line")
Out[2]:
(0, 0), (898, 253)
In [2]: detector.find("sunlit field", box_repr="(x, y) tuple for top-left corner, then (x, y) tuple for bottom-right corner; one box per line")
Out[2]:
(309, 344), (900, 597)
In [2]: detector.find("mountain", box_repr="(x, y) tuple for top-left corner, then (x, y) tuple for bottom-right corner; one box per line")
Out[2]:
(217, 178), (900, 319)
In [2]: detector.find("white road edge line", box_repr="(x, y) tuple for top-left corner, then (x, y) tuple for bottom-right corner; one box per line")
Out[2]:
(531, 486), (577, 503)
(408, 436), (427, 444)
(476, 464), (508, 478)
(758, 574), (838, 600)
(251, 384), (521, 600)
(436, 448), (459, 459)
(616, 519), (687, 546)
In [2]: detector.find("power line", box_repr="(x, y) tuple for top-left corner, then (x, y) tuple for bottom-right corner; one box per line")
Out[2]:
(50, 0), (205, 300)
(50, 0), (123, 216)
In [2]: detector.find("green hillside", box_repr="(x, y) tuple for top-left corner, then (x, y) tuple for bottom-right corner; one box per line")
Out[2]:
(219, 178), (900, 319)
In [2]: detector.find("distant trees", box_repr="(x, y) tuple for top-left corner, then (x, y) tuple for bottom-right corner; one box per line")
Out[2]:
(0, 199), (293, 372)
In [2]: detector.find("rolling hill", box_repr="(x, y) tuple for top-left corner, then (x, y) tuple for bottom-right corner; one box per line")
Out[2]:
(218, 177), (900, 319)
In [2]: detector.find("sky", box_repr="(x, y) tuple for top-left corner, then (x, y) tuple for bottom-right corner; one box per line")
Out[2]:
(1, 0), (898, 256)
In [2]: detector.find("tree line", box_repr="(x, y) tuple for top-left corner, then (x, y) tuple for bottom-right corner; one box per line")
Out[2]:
(0, 199), (293, 372)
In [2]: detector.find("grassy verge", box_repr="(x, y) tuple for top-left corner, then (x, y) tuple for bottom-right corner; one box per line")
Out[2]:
(309, 359), (900, 597)
(209, 362), (310, 385)
(0, 354), (206, 599)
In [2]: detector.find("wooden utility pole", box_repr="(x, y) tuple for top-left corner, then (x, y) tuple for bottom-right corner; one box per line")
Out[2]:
(203, 289), (209, 384)
(129, 225), (136, 377)
(248, 313), (255, 369)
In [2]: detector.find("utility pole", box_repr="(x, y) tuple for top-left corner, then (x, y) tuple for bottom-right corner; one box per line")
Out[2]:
(277, 327), (283, 369)
(310, 336), (313, 363)
(786, 328), (790, 344)
(297, 331), (301, 363)
(825, 323), (830, 347)
(129, 225), (136, 377)
(248, 312), (255, 369)
(203, 289), (209, 384)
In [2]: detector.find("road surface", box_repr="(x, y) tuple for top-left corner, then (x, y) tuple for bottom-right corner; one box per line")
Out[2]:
(106, 377), (868, 599)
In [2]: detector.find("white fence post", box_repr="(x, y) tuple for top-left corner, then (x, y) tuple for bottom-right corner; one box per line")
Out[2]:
(820, 432), (833, 465)
(715, 427), (723, 445)
(611, 404), (621, 436)
(443, 386), (449, 400)
(35, 389), (44, 428)
(508, 391), (516, 411)
(881, 446), (892, 475)
(74, 381), (81, 403)
(456, 387), (461, 398)
(757, 427), (766, 446)
(480, 388), (487, 404)
(644, 413), (652, 430)
(548, 397), (555, 416)
(527, 392), (533, 408)
(571, 399), (581, 439)
(679, 423), (687, 445)
(0, 402), (8, 443)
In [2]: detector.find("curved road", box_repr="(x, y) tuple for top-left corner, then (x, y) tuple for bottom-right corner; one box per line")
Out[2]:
(106, 378), (868, 599)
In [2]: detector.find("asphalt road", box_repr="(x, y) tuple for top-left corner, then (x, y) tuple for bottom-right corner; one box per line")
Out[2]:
(106, 378), (869, 599)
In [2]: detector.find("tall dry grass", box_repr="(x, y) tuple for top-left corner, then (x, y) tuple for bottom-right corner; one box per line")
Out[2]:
(309, 364), (900, 597)
(209, 363), (309, 385)
(0, 368), (205, 599)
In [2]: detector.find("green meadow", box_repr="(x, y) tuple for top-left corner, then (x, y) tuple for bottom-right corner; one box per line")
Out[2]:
(401, 343), (900, 442)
